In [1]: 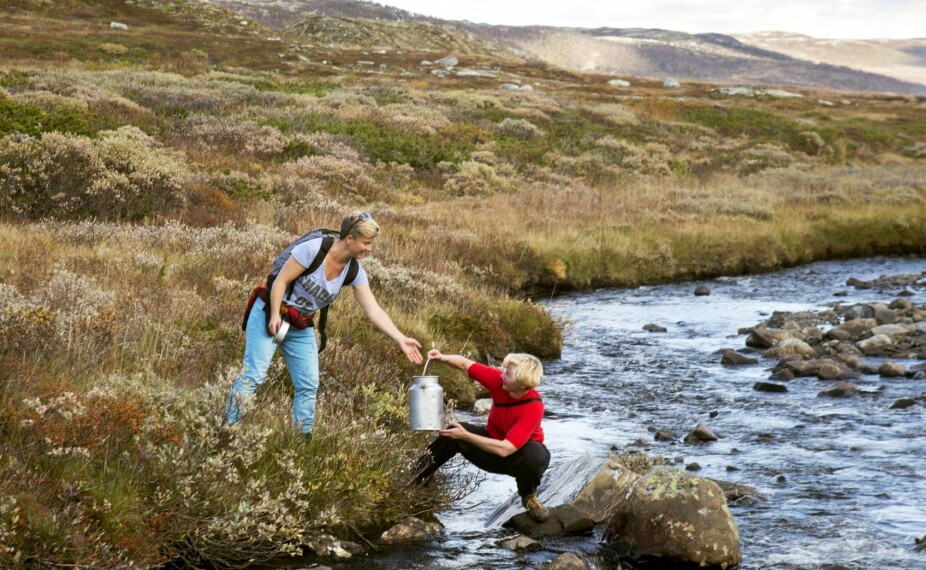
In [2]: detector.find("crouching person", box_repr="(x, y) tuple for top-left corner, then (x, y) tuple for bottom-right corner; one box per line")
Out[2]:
(414, 349), (551, 522)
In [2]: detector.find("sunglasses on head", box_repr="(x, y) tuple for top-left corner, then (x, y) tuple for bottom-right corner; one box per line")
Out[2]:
(342, 211), (372, 237)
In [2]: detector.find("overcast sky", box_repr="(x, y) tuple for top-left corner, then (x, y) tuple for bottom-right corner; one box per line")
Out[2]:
(377, 0), (925, 40)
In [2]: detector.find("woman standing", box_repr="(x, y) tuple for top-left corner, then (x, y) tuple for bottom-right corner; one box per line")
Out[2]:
(225, 211), (423, 435)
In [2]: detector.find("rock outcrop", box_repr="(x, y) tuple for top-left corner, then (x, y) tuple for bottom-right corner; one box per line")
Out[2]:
(605, 466), (742, 569)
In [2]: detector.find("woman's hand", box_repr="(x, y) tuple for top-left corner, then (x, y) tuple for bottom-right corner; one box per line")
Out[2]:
(267, 313), (283, 336)
(438, 422), (469, 440)
(400, 337), (423, 364)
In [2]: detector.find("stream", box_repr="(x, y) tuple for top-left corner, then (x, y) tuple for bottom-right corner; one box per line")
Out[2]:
(290, 256), (926, 569)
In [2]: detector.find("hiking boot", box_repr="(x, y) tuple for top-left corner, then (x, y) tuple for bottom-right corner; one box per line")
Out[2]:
(521, 493), (549, 523)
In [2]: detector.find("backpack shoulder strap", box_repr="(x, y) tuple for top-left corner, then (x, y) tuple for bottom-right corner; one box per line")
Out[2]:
(344, 258), (360, 287)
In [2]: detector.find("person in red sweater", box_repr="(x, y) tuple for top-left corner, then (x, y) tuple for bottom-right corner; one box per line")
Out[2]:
(413, 349), (551, 522)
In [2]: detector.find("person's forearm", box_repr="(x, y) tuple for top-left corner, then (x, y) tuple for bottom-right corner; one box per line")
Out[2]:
(463, 431), (517, 457)
(436, 354), (475, 372)
(367, 306), (405, 342)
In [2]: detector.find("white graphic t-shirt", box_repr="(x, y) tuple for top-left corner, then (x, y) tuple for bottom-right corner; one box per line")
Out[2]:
(283, 238), (369, 314)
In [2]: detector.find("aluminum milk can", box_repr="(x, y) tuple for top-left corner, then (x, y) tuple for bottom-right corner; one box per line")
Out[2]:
(408, 375), (444, 430)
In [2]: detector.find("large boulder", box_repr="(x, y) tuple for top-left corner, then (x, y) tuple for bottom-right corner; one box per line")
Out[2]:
(605, 467), (742, 569)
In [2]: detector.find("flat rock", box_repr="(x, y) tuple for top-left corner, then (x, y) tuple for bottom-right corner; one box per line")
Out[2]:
(754, 382), (788, 393)
(549, 552), (589, 570)
(504, 503), (595, 538)
(496, 534), (540, 552)
(722, 349), (758, 365)
(890, 398), (916, 409)
(818, 382), (858, 398)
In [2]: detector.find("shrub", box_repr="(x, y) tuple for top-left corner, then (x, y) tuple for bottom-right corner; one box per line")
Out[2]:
(495, 117), (546, 140)
(0, 127), (193, 220)
(0, 95), (93, 137)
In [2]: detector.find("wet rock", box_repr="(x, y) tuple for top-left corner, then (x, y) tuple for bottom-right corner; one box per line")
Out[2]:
(846, 277), (871, 289)
(496, 534), (540, 552)
(654, 429), (676, 441)
(825, 328), (853, 342)
(835, 318), (878, 338)
(505, 504), (595, 538)
(708, 479), (767, 504)
(643, 323), (667, 333)
(890, 398), (916, 409)
(818, 382), (858, 398)
(770, 368), (795, 382)
(684, 422), (718, 443)
(379, 516), (443, 545)
(549, 552), (588, 570)
(754, 381), (788, 393)
(472, 398), (492, 415)
(871, 304), (898, 325)
(694, 285), (711, 296)
(781, 358), (821, 377)
(725, 465), (739, 472)
(774, 474), (787, 484)
(605, 467), (742, 569)
(833, 290), (849, 297)
(916, 534), (926, 552)
(722, 349), (758, 365)
(817, 361), (844, 380)
(686, 462), (701, 471)
(879, 362), (906, 377)
(765, 338), (816, 358)
(871, 324), (910, 337)
(709, 410), (719, 418)
(890, 298), (914, 311)
(843, 303), (876, 319)
(746, 326), (791, 348)
(857, 334), (893, 355)
(303, 534), (362, 558)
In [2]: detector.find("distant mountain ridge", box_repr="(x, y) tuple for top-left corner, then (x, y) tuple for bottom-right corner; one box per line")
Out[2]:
(212, 0), (926, 94)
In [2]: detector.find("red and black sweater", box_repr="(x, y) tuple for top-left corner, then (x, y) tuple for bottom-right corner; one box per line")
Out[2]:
(468, 362), (544, 450)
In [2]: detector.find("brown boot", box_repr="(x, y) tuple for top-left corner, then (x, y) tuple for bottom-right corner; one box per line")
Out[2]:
(521, 493), (549, 522)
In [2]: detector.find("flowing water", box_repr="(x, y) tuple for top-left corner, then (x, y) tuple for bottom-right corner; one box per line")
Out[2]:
(290, 256), (926, 569)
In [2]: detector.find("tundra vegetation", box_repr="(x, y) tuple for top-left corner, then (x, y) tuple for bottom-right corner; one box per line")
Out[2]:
(1, 0), (925, 567)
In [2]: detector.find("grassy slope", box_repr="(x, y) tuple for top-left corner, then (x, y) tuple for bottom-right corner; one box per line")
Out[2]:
(0, 0), (924, 567)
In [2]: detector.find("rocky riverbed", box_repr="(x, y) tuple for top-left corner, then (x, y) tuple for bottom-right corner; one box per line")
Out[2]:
(278, 257), (926, 570)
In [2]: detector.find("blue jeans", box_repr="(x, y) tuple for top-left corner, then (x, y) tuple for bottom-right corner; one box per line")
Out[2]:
(225, 297), (320, 434)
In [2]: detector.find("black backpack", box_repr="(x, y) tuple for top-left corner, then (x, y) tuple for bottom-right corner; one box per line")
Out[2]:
(264, 228), (359, 353)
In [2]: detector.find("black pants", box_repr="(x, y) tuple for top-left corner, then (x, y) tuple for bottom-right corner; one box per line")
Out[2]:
(414, 422), (551, 497)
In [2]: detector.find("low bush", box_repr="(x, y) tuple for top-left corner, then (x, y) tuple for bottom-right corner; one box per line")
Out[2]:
(0, 127), (193, 220)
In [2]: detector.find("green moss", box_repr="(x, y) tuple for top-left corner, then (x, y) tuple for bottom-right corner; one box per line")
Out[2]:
(0, 96), (93, 137)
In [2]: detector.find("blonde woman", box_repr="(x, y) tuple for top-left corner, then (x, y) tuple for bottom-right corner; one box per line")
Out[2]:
(225, 211), (423, 435)
(414, 349), (551, 522)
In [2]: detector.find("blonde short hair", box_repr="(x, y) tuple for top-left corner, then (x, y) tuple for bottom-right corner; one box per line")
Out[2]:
(340, 210), (380, 239)
(502, 353), (543, 388)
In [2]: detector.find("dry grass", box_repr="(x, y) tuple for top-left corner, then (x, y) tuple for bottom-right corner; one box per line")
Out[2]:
(0, 0), (925, 566)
